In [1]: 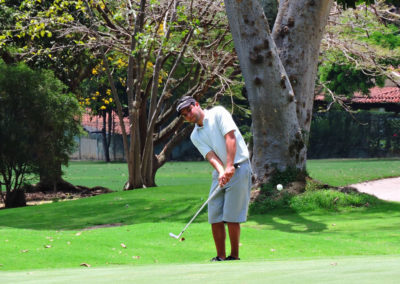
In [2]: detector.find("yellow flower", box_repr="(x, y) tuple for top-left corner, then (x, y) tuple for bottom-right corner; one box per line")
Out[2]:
(100, 106), (106, 110)
(106, 89), (111, 95)
(104, 100), (109, 104)
(95, 91), (100, 96)
(157, 23), (164, 36)
(92, 68), (98, 75)
(109, 98), (113, 102)
(116, 58), (127, 68)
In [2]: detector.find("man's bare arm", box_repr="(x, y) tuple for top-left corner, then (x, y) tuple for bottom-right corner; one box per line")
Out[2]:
(206, 151), (226, 186)
(223, 130), (236, 183)
(205, 130), (237, 186)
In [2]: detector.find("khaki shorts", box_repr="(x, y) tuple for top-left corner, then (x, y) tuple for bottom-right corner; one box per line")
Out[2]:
(208, 161), (252, 224)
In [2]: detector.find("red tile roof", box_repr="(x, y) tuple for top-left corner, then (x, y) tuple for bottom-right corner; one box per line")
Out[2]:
(353, 87), (400, 104)
(81, 111), (130, 135)
(315, 86), (400, 104)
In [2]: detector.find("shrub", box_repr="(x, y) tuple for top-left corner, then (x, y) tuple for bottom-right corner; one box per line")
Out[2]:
(0, 61), (81, 208)
(250, 187), (381, 214)
(249, 191), (294, 214)
(289, 190), (381, 212)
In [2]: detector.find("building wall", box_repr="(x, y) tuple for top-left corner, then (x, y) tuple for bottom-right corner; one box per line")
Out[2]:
(70, 132), (126, 161)
(70, 132), (202, 161)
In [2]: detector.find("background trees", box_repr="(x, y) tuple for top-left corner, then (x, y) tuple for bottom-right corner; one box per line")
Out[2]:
(1, 0), (241, 189)
(1, 0), (398, 196)
(0, 61), (81, 208)
(319, 1), (400, 100)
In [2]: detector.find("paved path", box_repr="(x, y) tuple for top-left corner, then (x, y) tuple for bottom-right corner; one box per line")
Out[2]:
(350, 177), (400, 202)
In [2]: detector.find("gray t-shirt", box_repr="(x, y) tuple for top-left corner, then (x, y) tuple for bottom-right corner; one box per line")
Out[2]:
(190, 106), (249, 166)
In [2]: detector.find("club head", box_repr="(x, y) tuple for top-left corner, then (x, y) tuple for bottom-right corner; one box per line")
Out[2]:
(169, 232), (179, 239)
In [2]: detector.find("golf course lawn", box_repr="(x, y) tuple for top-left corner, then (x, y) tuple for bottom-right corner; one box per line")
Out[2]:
(2, 256), (400, 283)
(1, 159), (400, 282)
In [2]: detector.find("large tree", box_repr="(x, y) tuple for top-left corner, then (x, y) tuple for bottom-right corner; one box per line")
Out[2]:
(224, 0), (333, 186)
(224, 0), (398, 187)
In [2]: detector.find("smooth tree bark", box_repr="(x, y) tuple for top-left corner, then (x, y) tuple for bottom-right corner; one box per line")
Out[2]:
(225, 0), (333, 186)
(272, 0), (334, 164)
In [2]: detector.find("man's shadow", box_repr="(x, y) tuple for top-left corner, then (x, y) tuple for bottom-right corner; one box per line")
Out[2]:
(249, 210), (327, 233)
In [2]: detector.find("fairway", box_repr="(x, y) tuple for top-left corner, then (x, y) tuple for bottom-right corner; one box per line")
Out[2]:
(2, 256), (400, 283)
(1, 160), (400, 282)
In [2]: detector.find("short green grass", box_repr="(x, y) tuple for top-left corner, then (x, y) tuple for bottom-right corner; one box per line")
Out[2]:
(2, 256), (400, 283)
(0, 159), (399, 273)
(307, 158), (400, 186)
(62, 161), (213, 190)
(62, 158), (400, 190)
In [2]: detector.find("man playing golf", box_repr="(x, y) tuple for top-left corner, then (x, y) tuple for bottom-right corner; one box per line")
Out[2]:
(176, 96), (252, 261)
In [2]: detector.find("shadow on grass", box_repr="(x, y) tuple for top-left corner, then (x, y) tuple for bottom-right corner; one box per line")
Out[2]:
(0, 190), (208, 231)
(2, 185), (400, 234)
(248, 201), (400, 234)
(248, 210), (328, 233)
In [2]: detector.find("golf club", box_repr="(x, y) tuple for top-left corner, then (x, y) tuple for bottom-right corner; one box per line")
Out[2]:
(169, 183), (226, 240)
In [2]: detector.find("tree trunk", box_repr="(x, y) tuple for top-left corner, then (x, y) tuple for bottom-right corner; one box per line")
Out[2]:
(101, 111), (111, 162)
(38, 162), (63, 192)
(5, 189), (26, 208)
(123, 0), (146, 190)
(272, 0), (334, 165)
(224, 0), (333, 186)
(225, 0), (304, 186)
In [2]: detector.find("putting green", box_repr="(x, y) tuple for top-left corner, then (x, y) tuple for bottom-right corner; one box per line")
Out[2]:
(1, 255), (399, 283)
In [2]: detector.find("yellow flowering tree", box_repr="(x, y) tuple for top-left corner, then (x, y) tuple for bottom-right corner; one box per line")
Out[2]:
(4, 0), (239, 189)
(80, 59), (120, 162)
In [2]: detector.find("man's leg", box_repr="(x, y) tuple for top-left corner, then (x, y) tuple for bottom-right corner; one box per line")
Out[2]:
(227, 222), (240, 259)
(211, 222), (226, 259)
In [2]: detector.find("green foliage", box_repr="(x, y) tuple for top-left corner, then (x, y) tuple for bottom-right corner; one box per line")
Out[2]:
(336, 0), (374, 9)
(319, 61), (385, 96)
(365, 24), (400, 50)
(249, 191), (294, 214)
(269, 167), (307, 187)
(289, 190), (381, 212)
(250, 168), (306, 214)
(336, 0), (400, 8)
(319, 4), (399, 97)
(0, 61), (81, 201)
(250, 185), (381, 215)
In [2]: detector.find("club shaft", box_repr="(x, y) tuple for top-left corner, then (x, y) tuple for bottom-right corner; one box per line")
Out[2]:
(177, 184), (222, 237)
(171, 164), (240, 239)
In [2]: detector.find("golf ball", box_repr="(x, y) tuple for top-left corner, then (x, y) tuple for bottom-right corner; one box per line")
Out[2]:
(276, 184), (283, 191)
